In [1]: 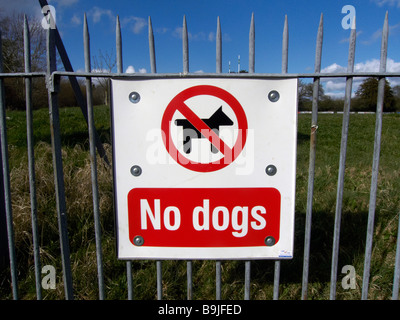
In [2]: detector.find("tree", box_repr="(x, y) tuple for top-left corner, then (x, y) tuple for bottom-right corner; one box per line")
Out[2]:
(392, 84), (400, 110)
(354, 77), (396, 112)
(1, 12), (48, 110)
(298, 79), (327, 111)
(92, 49), (116, 105)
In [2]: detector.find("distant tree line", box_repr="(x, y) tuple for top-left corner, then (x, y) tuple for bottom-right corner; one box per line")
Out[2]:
(2, 14), (400, 112)
(299, 78), (400, 113)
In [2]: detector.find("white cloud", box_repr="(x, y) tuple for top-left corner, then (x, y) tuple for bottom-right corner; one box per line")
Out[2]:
(122, 16), (147, 34)
(71, 13), (81, 25)
(88, 6), (114, 24)
(321, 58), (400, 98)
(360, 23), (400, 45)
(170, 26), (230, 42)
(325, 80), (346, 92)
(125, 66), (135, 73)
(321, 63), (346, 74)
(125, 66), (147, 74)
(156, 27), (169, 34)
(0, 0), (42, 18)
(339, 31), (363, 44)
(371, 0), (400, 7)
(208, 32), (215, 42)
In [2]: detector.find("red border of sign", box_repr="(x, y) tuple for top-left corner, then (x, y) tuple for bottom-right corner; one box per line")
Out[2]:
(161, 85), (248, 172)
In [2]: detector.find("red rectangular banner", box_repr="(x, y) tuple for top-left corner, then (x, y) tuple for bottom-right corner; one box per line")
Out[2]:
(127, 188), (281, 247)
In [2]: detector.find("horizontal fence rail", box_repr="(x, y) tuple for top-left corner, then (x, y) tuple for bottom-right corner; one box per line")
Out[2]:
(0, 4), (400, 301)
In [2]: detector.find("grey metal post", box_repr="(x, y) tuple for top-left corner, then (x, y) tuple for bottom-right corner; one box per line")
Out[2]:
(393, 208), (400, 300)
(273, 15), (289, 301)
(301, 13), (323, 300)
(216, 17), (222, 75)
(362, 12), (389, 300)
(148, 16), (157, 74)
(116, 15), (134, 300)
(329, 20), (356, 300)
(46, 26), (74, 300)
(183, 15), (189, 74)
(182, 14), (193, 299)
(146, 16), (163, 300)
(157, 260), (162, 300)
(249, 13), (255, 74)
(215, 16), (222, 301)
(187, 260), (193, 300)
(244, 13), (255, 301)
(84, 13), (105, 300)
(116, 16), (123, 75)
(0, 29), (18, 300)
(24, 15), (42, 300)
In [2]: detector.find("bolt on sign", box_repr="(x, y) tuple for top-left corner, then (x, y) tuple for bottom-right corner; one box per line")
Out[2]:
(111, 78), (298, 260)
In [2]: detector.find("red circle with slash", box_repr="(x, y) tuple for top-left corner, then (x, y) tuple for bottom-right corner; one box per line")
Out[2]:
(161, 85), (248, 172)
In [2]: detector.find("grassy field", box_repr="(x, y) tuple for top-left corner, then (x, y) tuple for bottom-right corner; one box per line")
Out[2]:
(1, 105), (400, 300)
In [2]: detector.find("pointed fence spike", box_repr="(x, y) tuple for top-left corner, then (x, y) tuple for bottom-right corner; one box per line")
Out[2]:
(249, 13), (255, 73)
(314, 13), (324, 73)
(83, 13), (91, 73)
(183, 15), (189, 73)
(282, 15), (288, 74)
(216, 16), (222, 73)
(380, 11), (389, 73)
(116, 15), (123, 73)
(148, 16), (157, 73)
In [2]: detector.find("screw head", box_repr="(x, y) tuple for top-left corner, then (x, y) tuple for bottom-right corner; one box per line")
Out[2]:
(133, 236), (144, 246)
(129, 92), (141, 104)
(268, 90), (280, 102)
(130, 165), (142, 176)
(265, 165), (277, 176)
(265, 236), (276, 246)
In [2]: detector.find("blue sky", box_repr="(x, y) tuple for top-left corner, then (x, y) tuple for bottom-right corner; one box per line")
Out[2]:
(2, 0), (400, 97)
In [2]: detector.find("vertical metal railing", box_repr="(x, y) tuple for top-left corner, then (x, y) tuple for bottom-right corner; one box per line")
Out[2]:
(83, 13), (105, 300)
(1, 8), (400, 300)
(301, 13), (323, 300)
(244, 12), (255, 301)
(147, 16), (164, 301)
(272, 14), (289, 301)
(329, 18), (356, 300)
(24, 15), (42, 300)
(115, 15), (135, 301)
(362, 12), (389, 300)
(0, 29), (18, 301)
(46, 26), (74, 300)
(215, 16), (222, 301)
(393, 207), (400, 300)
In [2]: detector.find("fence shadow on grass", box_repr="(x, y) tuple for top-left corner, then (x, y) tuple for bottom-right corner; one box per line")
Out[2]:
(251, 208), (368, 293)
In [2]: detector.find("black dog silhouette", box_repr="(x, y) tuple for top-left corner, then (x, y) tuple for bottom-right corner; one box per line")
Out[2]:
(175, 106), (234, 154)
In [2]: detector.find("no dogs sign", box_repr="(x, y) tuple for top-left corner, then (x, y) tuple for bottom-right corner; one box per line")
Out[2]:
(111, 78), (298, 260)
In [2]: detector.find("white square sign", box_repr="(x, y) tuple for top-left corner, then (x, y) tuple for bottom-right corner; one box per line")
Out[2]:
(111, 78), (298, 260)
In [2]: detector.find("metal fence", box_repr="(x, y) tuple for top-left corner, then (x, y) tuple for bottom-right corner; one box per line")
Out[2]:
(1, 2), (400, 300)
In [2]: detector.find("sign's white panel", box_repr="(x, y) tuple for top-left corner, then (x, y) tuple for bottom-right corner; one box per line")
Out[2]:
(111, 78), (298, 260)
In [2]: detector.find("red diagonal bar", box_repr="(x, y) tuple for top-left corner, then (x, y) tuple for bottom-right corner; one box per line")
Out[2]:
(175, 102), (233, 156)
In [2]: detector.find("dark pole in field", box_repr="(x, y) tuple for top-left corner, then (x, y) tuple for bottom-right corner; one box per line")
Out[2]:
(38, 0), (109, 165)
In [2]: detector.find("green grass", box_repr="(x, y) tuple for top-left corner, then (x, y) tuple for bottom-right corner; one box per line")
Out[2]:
(1, 106), (400, 300)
